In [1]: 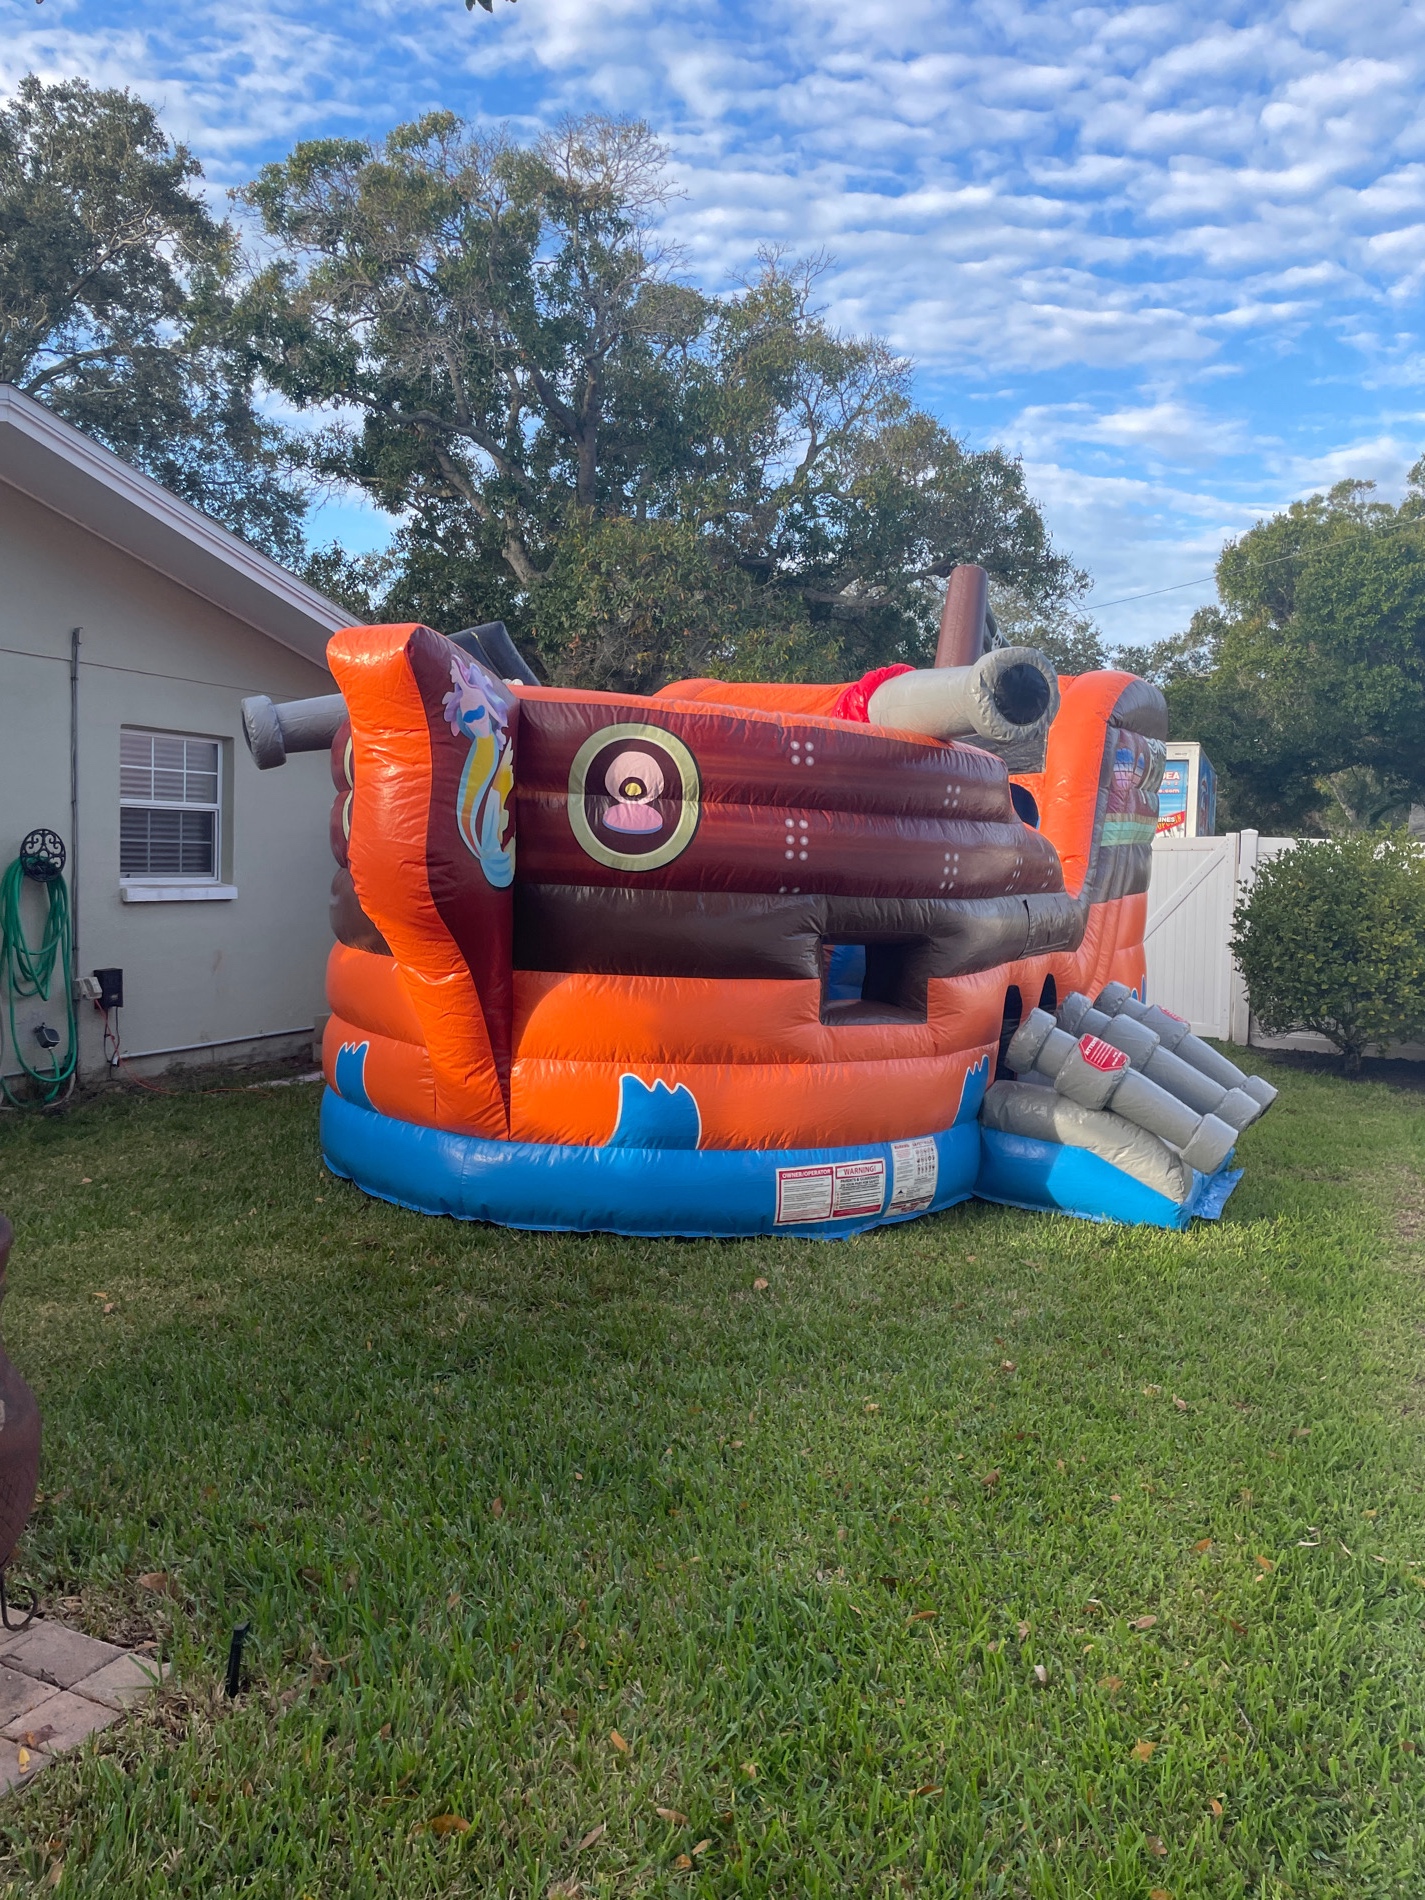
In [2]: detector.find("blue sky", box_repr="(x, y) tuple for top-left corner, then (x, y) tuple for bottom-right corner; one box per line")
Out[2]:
(6, 0), (1425, 643)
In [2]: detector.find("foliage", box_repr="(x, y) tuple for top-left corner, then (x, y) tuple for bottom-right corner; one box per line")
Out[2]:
(1113, 615), (1216, 694)
(1232, 832), (1425, 1071)
(991, 583), (1108, 674)
(1154, 479), (1425, 831)
(6, 1061), (1425, 1894)
(0, 75), (305, 560)
(241, 114), (1081, 687)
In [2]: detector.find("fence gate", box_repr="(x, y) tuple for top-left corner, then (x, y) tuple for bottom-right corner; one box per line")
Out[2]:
(1143, 835), (1241, 1038)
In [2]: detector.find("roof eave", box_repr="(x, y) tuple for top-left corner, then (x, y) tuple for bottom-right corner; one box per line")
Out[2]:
(0, 383), (351, 672)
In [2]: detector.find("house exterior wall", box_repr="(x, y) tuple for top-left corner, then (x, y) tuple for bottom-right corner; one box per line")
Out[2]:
(0, 481), (337, 1083)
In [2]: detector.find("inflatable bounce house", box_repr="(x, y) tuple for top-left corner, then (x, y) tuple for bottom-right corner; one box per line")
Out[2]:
(243, 565), (1273, 1237)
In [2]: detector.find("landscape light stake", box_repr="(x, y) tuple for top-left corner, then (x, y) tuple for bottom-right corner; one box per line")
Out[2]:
(225, 1622), (251, 1699)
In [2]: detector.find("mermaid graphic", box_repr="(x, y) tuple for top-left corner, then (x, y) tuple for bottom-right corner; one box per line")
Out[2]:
(442, 653), (515, 888)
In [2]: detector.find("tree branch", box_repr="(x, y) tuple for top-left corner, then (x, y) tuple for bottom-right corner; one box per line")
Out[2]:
(20, 342), (125, 393)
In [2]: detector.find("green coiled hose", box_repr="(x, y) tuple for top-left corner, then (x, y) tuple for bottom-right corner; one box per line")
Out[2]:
(0, 856), (77, 1106)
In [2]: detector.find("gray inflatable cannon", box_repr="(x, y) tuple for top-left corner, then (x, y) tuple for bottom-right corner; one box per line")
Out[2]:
(1005, 1008), (1238, 1176)
(1094, 983), (1278, 1112)
(860, 561), (1061, 770)
(1058, 992), (1264, 1131)
(241, 621), (540, 771)
(865, 645), (1061, 765)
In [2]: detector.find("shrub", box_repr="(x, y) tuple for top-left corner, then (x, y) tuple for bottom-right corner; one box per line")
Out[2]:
(1231, 832), (1425, 1072)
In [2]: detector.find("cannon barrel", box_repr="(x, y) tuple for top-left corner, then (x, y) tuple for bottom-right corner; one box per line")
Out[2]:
(241, 691), (345, 769)
(242, 622), (540, 769)
(865, 644), (1060, 755)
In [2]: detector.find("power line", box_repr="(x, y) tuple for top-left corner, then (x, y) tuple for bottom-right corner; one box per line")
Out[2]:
(1084, 504), (1425, 615)
(1087, 574), (1215, 611)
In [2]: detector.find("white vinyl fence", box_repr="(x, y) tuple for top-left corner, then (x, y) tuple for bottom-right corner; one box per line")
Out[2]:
(1145, 832), (1424, 1057)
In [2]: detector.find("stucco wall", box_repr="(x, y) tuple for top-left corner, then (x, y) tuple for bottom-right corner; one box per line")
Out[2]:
(0, 481), (336, 1082)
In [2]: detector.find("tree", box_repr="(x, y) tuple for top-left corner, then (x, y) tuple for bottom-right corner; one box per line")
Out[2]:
(1143, 479), (1425, 831)
(0, 74), (305, 560)
(241, 113), (1081, 689)
(991, 584), (1107, 674)
(1231, 833), (1425, 1073)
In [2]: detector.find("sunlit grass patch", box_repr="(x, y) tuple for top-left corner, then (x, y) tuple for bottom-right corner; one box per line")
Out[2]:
(0, 1061), (1421, 1897)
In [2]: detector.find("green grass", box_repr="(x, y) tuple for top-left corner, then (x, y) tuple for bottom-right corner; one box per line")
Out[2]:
(0, 1059), (1421, 1897)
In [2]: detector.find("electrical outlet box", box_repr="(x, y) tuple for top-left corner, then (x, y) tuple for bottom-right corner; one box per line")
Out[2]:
(75, 974), (101, 1002)
(93, 967), (124, 1011)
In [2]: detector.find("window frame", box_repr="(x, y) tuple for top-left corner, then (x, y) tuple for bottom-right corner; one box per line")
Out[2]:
(118, 728), (224, 887)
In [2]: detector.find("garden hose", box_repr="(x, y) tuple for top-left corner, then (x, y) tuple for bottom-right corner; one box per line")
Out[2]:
(0, 841), (77, 1107)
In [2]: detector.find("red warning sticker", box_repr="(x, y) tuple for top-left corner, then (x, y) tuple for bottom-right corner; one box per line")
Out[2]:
(1077, 1033), (1129, 1073)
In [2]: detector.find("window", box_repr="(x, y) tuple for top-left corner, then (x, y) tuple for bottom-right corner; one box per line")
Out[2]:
(120, 730), (221, 881)
(820, 940), (928, 1026)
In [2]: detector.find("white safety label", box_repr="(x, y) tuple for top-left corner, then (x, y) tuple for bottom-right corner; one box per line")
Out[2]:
(775, 1158), (887, 1224)
(888, 1137), (939, 1214)
(775, 1165), (834, 1225)
(832, 1158), (887, 1216)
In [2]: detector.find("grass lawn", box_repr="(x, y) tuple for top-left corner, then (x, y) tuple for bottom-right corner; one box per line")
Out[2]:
(0, 1060), (1421, 1897)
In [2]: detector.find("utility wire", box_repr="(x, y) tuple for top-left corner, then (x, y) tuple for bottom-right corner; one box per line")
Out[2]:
(1088, 574), (1216, 611)
(1086, 504), (1425, 614)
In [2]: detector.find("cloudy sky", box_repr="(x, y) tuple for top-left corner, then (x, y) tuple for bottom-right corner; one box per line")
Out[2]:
(7, 0), (1425, 641)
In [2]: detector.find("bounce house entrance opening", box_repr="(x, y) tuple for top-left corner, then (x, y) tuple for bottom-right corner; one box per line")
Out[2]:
(820, 941), (927, 1026)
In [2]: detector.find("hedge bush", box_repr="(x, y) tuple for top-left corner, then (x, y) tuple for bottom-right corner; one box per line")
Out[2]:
(1231, 832), (1425, 1072)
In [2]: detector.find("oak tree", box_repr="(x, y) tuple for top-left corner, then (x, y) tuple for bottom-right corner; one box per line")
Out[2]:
(1, 74), (304, 558)
(241, 112), (1081, 688)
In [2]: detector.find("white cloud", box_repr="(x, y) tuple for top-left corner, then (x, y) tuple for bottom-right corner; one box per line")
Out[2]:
(7, 0), (1425, 613)
(1014, 400), (1250, 464)
(1272, 431), (1422, 493)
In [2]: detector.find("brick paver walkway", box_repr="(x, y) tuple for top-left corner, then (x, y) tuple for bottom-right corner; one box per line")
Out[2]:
(0, 1618), (166, 1792)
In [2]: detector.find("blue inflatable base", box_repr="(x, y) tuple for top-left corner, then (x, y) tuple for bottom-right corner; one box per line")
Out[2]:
(320, 1090), (980, 1239)
(975, 1127), (1242, 1230)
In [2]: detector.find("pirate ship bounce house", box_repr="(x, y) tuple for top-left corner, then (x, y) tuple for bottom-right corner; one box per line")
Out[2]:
(243, 565), (1273, 1236)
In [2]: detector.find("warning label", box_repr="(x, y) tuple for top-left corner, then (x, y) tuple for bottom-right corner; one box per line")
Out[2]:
(775, 1165), (834, 1225)
(832, 1159), (886, 1216)
(888, 1137), (939, 1214)
(775, 1158), (887, 1224)
(1078, 1033), (1129, 1073)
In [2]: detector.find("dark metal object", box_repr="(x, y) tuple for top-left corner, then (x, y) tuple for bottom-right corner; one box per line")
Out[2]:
(0, 1220), (42, 1598)
(225, 1621), (251, 1698)
(93, 967), (124, 1011)
(18, 830), (65, 883)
